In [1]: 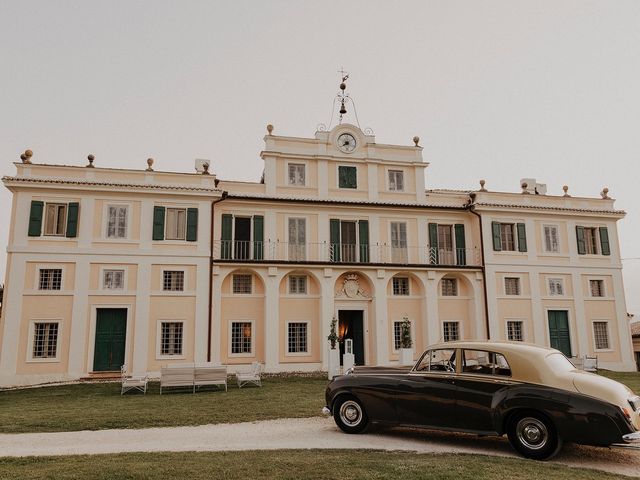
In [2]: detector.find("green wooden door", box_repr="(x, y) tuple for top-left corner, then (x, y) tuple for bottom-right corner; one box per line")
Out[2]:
(548, 310), (571, 357)
(93, 308), (127, 371)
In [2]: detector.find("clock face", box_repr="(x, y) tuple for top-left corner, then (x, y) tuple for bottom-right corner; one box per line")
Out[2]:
(337, 133), (357, 153)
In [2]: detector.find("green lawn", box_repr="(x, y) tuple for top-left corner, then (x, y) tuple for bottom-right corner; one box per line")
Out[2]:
(0, 450), (630, 480)
(1, 371), (638, 434)
(0, 374), (328, 433)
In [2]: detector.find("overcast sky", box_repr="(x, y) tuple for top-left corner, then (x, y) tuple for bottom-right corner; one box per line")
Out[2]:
(1, 0), (639, 314)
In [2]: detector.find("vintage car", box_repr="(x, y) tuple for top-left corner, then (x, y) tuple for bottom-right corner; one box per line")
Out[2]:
(323, 341), (640, 460)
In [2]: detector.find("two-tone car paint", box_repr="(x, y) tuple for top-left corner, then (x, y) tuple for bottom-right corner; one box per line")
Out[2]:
(325, 341), (640, 457)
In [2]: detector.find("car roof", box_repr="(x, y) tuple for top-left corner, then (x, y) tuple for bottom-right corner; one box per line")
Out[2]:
(424, 340), (563, 384)
(427, 340), (557, 356)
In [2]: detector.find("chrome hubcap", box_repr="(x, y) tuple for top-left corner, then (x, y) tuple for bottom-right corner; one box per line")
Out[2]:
(339, 400), (362, 427)
(516, 417), (548, 450)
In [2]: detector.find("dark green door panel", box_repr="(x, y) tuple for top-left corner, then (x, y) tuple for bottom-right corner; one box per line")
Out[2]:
(548, 310), (571, 357)
(93, 308), (127, 371)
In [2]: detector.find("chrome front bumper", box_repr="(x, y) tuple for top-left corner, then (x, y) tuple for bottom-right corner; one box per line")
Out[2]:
(321, 406), (331, 416)
(623, 431), (640, 443)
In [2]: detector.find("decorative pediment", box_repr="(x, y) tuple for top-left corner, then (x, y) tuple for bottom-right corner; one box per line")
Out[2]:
(335, 273), (371, 300)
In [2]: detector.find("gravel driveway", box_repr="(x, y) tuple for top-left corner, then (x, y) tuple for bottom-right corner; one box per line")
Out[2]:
(1, 417), (638, 477)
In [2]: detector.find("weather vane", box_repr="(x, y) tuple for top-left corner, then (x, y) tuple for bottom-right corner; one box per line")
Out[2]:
(337, 67), (349, 123)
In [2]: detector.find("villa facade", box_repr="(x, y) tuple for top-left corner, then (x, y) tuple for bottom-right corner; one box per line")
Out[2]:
(0, 123), (635, 386)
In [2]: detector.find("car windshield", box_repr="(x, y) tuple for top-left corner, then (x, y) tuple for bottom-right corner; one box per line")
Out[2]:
(414, 349), (456, 372)
(545, 352), (575, 373)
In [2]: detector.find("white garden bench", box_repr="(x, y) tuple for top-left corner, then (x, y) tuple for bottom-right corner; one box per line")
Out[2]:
(160, 363), (227, 394)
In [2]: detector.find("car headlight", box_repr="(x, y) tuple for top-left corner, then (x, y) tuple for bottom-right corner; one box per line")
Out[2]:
(628, 395), (640, 412)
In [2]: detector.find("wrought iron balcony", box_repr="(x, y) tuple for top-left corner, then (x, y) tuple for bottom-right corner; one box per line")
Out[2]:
(213, 240), (481, 267)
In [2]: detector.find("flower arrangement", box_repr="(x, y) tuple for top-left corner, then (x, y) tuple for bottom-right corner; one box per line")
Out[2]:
(400, 316), (412, 349)
(328, 316), (338, 349)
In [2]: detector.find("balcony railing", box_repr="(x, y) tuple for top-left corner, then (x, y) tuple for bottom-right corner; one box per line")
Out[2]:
(213, 240), (480, 266)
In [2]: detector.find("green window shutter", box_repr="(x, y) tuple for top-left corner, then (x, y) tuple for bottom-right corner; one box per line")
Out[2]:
(576, 226), (586, 255)
(428, 223), (439, 264)
(221, 214), (233, 259)
(454, 224), (466, 265)
(152, 206), (165, 241)
(65, 202), (79, 238)
(358, 220), (369, 263)
(599, 227), (610, 256)
(28, 200), (44, 237)
(516, 223), (527, 252)
(491, 222), (502, 251)
(186, 208), (198, 242)
(330, 219), (341, 262)
(253, 215), (264, 260)
(339, 166), (357, 189)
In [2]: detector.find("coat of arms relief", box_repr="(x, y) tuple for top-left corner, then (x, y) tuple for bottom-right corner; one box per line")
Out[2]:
(335, 273), (371, 299)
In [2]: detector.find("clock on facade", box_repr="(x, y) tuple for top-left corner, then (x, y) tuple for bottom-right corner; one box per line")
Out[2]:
(337, 133), (357, 153)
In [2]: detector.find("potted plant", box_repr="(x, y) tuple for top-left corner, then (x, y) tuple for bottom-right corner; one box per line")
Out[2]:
(327, 316), (340, 379)
(399, 316), (414, 366)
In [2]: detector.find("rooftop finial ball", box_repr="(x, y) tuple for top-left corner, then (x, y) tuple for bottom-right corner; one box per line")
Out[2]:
(88, 154), (95, 161)
(147, 158), (154, 166)
(266, 124), (274, 134)
(25, 149), (33, 157)
(340, 82), (346, 90)
(413, 136), (420, 145)
(20, 154), (26, 161)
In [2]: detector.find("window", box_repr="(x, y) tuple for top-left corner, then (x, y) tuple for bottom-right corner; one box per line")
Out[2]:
(160, 322), (183, 355)
(548, 278), (564, 296)
(287, 322), (308, 353)
(390, 222), (408, 263)
(500, 223), (515, 251)
(443, 321), (460, 342)
(544, 225), (559, 253)
(103, 269), (125, 290)
(415, 348), (456, 372)
(32, 322), (58, 359)
(39, 268), (62, 290)
(289, 275), (307, 294)
(392, 277), (409, 295)
(338, 166), (357, 189)
(388, 170), (404, 191)
(163, 270), (184, 291)
(583, 227), (599, 255)
(577, 226), (610, 256)
(441, 278), (458, 296)
(393, 321), (402, 351)
(231, 322), (252, 354)
(288, 218), (306, 261)
(106, 205), (128, 239)
(590, 279), (604, 297)
(288, 163), (306, 186)
(437, 225), (455, 264)
(507, 321), (524, 341)
(232, 274), (252, 294)
(462, 349), (511, 376)
(505, 277), (521, 295)
(44, 203), (67, 236)
(593, 321), (610, 350)
(492, 222), (527, 252)
(165, 208), (187, 240)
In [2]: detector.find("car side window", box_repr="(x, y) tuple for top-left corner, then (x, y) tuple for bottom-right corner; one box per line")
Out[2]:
(415, 349), (456, 372)
(462, 349), (511, 376)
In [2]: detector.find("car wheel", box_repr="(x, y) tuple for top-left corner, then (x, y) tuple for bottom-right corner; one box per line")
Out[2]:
(507, 412), (562, 460)
(333, 395), (368, 434)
